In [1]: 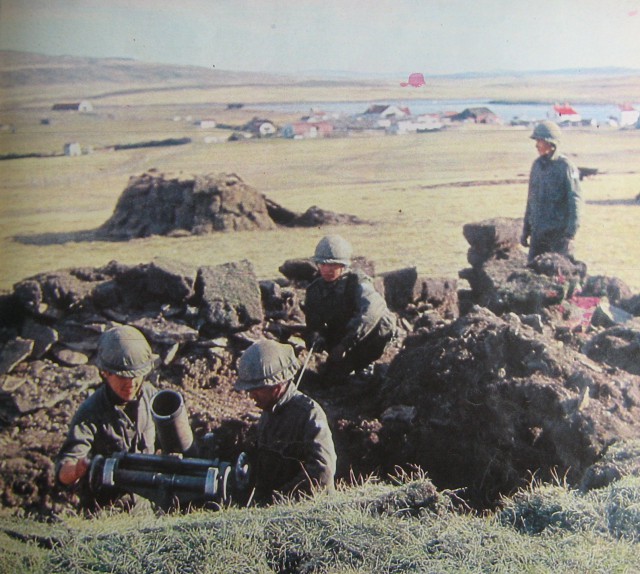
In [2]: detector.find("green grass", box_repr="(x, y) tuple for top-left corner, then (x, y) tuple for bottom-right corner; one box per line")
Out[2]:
(2, 470), (640, 574)
(1, 121), (639, 294)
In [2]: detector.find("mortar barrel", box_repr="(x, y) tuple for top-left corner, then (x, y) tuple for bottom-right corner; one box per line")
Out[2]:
(151, 389), (194, 454)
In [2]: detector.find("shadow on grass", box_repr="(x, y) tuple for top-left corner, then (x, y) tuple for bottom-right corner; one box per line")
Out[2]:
(586, 198), (639, 206)
(12, 229), (123, 245)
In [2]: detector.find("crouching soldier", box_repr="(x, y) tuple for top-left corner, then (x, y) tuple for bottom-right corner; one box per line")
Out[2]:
(56, 325), (158, 512)
(304, 235), (396, 384)
(234, 339), (336, 504)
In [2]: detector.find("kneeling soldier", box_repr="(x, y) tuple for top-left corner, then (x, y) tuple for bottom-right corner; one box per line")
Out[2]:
(235, 339), (336, 504)
(56, 325), (158, 512)
(304, 234), (396, 384)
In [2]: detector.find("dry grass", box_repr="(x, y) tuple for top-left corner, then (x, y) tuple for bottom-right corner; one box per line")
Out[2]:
(1, 84), (639, 294)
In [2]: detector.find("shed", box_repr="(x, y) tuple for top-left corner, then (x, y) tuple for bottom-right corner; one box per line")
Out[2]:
(64, 143), (82, 157)
(52, 101), (93, 112)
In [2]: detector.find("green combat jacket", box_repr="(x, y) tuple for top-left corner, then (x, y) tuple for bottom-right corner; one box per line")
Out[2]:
(56, 381), (157, 507)
(252, 383), (336, 503)
(304, 270), (395, 353)
(523, 149), (582, 244)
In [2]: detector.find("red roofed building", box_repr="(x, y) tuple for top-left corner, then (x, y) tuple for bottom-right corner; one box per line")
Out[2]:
(549, 103), (581, 124)
(618, 103), (639, 127)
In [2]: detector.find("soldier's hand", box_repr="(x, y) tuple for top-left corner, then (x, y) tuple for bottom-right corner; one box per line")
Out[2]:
(520, 233), (529, 247)
(58, 457), (91, 485)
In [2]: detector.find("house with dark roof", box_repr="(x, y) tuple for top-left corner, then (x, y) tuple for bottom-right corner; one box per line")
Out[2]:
(450, 107), (500, 124)
(363, 104), (411, 118)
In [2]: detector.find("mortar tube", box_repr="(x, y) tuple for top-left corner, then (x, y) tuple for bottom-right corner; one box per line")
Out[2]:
(151, 389), (194, 455)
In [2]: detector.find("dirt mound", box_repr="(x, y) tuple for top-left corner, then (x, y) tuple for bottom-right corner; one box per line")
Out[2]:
(2, 216), (640, 515)
(98, 172), (366, 239)
(378, 306), (640, 506)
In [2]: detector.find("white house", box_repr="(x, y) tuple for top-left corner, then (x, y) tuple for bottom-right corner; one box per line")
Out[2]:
(199, 119), (217, 129)
(64, 142), (82, 156)
(549, 103), (581, 124)
(618, 103), (639, 127)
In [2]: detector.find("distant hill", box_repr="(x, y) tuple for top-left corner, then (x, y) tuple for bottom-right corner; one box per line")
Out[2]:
(0, 50), (381, 92)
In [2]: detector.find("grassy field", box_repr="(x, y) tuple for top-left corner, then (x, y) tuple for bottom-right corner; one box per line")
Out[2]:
(1, 114), (639, 293)
(2, 468), (640, 574)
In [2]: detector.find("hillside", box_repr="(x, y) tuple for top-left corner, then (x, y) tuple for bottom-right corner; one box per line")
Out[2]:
(2, 50), (640, 108)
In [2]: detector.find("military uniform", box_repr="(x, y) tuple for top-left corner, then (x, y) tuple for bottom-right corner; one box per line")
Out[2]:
(56, 381), (158, 510)
(304, 269), (396, 379)
(252, 382), (336, 503)
(522, 122), (582, 263)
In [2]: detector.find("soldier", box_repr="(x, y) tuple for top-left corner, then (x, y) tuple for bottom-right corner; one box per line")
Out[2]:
(303, 235), (396, 384)
(234, 339), (336, 504)
(521, 120), (582, 264)
(56, 325), (158, 512)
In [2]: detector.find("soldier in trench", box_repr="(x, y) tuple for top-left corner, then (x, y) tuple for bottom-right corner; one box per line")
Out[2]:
(55, 325), (159, 512)
(234, 339), (336, 504)
(521, 120), (583, 264)
(303, 234), (396, 385)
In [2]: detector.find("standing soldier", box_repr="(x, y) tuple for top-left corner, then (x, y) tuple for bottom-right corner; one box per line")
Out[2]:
(234, 339), (336, 504)
(56, 325), (158, 512)
(303, 235), (396, 384)
(521, 120), (582, 264)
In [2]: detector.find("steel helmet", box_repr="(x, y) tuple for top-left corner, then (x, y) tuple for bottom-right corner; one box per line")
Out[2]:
(312, 235), (352, 266)
(95, 325), (153, 378)
(234, 340), (300, 391)
(530, 120), (561, 147)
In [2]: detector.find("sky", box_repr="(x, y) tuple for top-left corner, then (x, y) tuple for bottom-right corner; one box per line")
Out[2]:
(1, 0), (640, 76)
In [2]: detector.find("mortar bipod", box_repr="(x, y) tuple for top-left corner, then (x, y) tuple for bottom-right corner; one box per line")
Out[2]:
(88, 451), (252, 506)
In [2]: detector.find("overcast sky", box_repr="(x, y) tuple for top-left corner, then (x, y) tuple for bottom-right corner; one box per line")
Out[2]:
(1, 0), (639, 76)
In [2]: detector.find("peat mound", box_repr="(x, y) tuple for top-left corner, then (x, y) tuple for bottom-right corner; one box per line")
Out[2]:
(98, 171), (366, 239)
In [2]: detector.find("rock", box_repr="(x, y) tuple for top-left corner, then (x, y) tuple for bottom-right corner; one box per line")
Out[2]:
(529, 252), (587, 285)
(289, 205), (367, 227)
(131, 315), (199, 345)
(376, 267), (421, 312)
(590, 298), (636, 328)
(115, 259), (197, 309)
(460, 251), (565, 315)
(0, 362), (99, 425)
(380, 405), (417, 425)
(583, 326), (640, 376)
(20, 320), (58, 359)
(195, 260), (263, 333)
(462, 217), (523, 264)
(52, 347), (89, 366)
(13, 268), (108, 314)
(463, 217), (523, 251)
(581, 275), (633, 307)
(279, 259), (318, 283)
(0, 338), (34, 374)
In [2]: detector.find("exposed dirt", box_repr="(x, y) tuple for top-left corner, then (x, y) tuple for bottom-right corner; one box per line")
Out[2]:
(2, 216), (640, 517)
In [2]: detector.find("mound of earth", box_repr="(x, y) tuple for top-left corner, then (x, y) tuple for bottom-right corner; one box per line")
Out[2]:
(98, 171), (366, 239)
(1, 217), (640, 516)
(377, 306), (640, 506)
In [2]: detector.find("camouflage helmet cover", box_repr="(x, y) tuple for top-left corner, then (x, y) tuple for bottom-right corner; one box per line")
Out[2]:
(234, 340), (300, 391)
(312, 235), (353, 266)
(95, 325), (153, 378)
